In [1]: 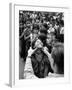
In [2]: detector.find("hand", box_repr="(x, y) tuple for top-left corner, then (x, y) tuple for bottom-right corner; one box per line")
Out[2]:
(43, 47), (49, 55)
(43, 47), (53, 63)
(28, 47), (37, 57)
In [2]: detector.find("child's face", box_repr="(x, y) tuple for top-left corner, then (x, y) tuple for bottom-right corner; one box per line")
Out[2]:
(46, 35), (52, 45)
(35, 40), (43, 48)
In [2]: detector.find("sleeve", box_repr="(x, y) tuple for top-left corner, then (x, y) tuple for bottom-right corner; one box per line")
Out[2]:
(24, 56), (38, 79)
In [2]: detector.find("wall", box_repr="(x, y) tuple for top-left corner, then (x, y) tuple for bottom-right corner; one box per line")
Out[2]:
(0, 0), (72, 89)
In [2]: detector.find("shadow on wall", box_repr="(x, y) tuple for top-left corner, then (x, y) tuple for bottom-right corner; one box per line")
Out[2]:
(19, 57), (25, 79)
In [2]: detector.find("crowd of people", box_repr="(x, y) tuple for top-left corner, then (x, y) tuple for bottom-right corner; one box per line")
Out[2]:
(19, 10), (64, 79)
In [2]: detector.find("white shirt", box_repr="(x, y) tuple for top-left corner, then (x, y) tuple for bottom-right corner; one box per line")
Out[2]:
(24, 56), (38, 79)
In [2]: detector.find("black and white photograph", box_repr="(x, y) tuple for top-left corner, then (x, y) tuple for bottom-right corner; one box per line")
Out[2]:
(19, 10), (64, 79)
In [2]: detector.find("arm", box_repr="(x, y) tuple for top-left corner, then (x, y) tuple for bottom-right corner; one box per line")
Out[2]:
(24, 56), (36, 79)
(24, 47), (38, 79)
(43, 47), (54, 67)
(24, 34), (31, 40)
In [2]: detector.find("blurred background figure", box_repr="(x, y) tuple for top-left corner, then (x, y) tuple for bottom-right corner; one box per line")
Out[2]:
(43, 43), (64, 77)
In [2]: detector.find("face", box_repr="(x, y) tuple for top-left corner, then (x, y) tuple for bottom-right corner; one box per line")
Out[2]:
(50, 24), (52, 28)
(32, 30), (38, 41)
(33, 29), (38, 34)
(35, 39), (43, 48)
(46, 35), (52, 45)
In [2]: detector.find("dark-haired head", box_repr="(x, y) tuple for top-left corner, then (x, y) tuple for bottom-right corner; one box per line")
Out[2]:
(51, 43), (64, 74)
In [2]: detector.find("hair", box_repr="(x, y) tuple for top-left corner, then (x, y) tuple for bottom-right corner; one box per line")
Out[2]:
(32, 24), (39, 30)
(39, 26), (47, 35)
(59, 20), (64, 27)
(38, 34), (47, 46)
(51, 43), (64, 74)
(43, 23), (48, 29)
